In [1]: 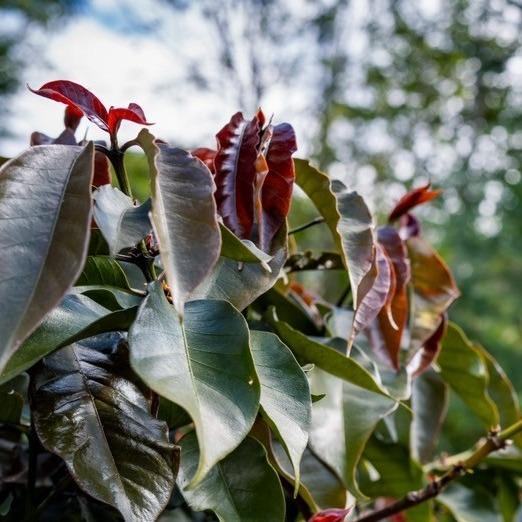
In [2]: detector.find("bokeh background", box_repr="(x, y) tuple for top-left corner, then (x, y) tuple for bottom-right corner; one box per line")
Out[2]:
(1, 0), (521, 444)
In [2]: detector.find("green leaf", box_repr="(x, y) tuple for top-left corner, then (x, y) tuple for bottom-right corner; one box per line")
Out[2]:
(138, 129), (221, 315)
(220, 224), (272, 267)
(250, 330), (311, 493)
(193, 223), (288, 311)
(0, 373), (28, 423)
(438, 483), (501, 522)
(77, 255), (131, 288)
(0, 294), (137, 385)
(128, 282), (260, 486)
(72, 285), (143, 310)
(0, 143), (94, 372)
(267, 310), (390, 397)
(294, 159), (375, 306)
(178, 432), (285, 522)
(93, 185), (152, 255)
(309, 366), (397, 499)
(31, 333), (178, 522)
(438, 323), (499, 427)
(411, 369), (448, 463)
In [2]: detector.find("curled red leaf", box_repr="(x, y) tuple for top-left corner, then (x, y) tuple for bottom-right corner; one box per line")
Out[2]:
(191, 147), (217, 173)
(389, 184), (441, 222)
(106, 103), (153, 135)
(214, 112), (261, 238)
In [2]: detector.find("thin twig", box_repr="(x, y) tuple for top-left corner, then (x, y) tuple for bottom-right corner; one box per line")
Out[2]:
(288, 217), (325, 235)
(353, 420), (522, 522)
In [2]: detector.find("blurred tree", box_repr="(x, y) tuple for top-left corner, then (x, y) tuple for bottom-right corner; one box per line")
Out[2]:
(0, 0), (82, 136)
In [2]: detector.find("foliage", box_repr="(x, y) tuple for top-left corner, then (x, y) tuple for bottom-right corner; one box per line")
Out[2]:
(0, 80), (520, 522)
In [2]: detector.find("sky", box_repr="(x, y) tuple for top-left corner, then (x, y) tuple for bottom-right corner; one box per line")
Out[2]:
(1, 0), (318, 158)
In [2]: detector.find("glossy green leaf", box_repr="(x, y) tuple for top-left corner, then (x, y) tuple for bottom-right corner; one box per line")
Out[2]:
(128, 282), (260, 486)
(193, 223), (287, 311)
(178, 432), (285, 522)
(0, 294), (137, 385)
(250, 330), (311, 493)
(138, 129), (221, 315)
(220, 224), (272, 267)
(294, 159), (375, 306)
(438, 483), (500, 522)
(411, 369), (448, 463)
(438, 323), (499, 427)
(72, 285), (143, 310)
(31, 333), (178, 522)
(93, 185), (152, 255)
(309, 366), (397, 498)
(0, 143), (94, 372)
(77, 255), (131, 288)
(267, 310), (390, 397)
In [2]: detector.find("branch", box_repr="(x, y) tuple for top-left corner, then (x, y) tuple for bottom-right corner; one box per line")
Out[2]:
(288, 217), (325, 235)
(353, 420), (522, 522)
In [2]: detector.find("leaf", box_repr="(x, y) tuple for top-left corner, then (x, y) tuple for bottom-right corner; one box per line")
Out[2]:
(30, 80), (110, 131)
(388, 183), (441, 222)
(260, 123), (297, 250)
(351, 244), (392, 346)
(220, 223), (272, 267)
(407, 237), (459, 356)
(214, 112), (261, 238)
(250, 330), (311, 493)
(309, 366), (397, 499)
(93, 185), (152, 255)
(72, 285), (142, 310)
(0, 143), (94, 373)
(0, 294), (137, 385)
(178, 432), (285, 522)
(309, 509), (352, 522)
(410, 369), (448, 463)
(438, 323), (499, 427)
(193, 222), (287, 311)
(438, 483), (501, 522)
(191, 147), (216, 173)
(106, 103), (152, 135)
(294, 160), (375, 307)
(31, 332), (178, 522)
(77, 255), (131, 288)
(367, 226), (411, 369)
(267, 312), (390, 397)
(138, 130), (221, 315)
(128, 283), (260, 486)
(0, 374), (28, 424)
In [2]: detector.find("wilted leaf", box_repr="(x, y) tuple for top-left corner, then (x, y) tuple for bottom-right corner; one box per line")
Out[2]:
(0, 143), (94, 372)
(250, 330), (311, 492)
(93, 185), (151, 255)
(438, 323), (499, 427)
(138, 130), (221, 314)
(128, 283), (260, 486)
(294, 160), (375, 307)
(31, 332), (178, 522)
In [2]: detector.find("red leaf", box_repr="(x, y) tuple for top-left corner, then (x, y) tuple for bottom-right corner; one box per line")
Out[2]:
(260, 122), (297, 251)
(191, 147), (217, 173)
(92, 151), (111, 187)
(367, 227), (411, 369)
(214, 112), (261, 238)
(398, 212), (421, 240)
(107, 103), (152, 135)
(29, 80), (109, 132)
(350, 244), (393, 346)
(407, 237), (459, 356)
(407, 314), (447, 376)
(309, 508), (352, 522)
(64, 104), (83, 131)
(388, 184), (441, 222)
